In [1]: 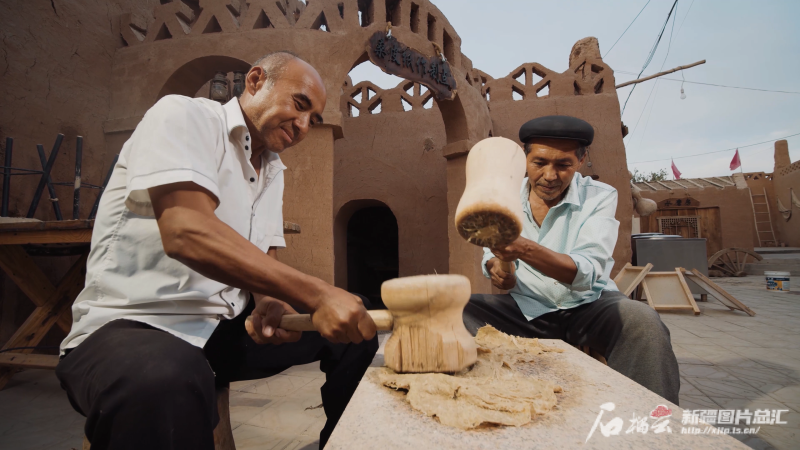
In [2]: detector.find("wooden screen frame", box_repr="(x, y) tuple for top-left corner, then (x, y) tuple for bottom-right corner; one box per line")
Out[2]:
(641, 269), (701, 315)
(613, 262), (653, 297)
(681, 268), (756, 316)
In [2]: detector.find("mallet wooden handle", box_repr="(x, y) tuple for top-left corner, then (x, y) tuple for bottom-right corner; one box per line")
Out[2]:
(498, 259), (515, 274)
(245, 310), (394, 334)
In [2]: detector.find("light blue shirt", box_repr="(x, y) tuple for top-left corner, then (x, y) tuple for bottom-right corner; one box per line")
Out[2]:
(482, 172), (620, 320)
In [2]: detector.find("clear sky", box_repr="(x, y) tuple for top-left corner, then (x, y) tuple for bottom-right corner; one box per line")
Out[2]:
(349, 0), (800, 179)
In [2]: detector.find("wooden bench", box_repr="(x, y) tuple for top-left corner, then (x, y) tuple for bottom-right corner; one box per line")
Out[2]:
(0, 219), (303, 449)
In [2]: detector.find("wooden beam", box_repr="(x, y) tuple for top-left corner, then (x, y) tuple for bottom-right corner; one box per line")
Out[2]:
(649, 305), (696, 311)
(700, 177), (725, 188)
(0, 228), (92, 245)
(642, 181), (658, 191)
(656, 180), (673, 190)
(0, 245), (71, 333)
(675, 268), (701, 315)
(686, 268), (756, 316)
(671, 179), (689, 189)
(0, 252), (87, 390)
(0, 353), (59, 370)
(0, 219), (94, 231)
(613, 263), (653, 297)
(615, 60), (706, 89)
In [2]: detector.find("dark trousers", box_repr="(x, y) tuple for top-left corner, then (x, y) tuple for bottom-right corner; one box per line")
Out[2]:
(463, 290), (680, 404)
(56, 299), (378, 450)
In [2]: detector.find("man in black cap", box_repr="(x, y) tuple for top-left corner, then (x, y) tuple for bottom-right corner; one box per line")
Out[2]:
(463, 115), (680, 404)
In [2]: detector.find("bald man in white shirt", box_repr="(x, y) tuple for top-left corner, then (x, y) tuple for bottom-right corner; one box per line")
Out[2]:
(56, 52), (378, 450)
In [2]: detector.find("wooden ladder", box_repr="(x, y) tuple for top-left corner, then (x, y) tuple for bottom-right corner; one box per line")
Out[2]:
(748, 187), (777, 246)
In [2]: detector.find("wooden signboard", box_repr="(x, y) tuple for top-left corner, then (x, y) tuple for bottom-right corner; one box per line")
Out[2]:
(613, 262), (653, 297)
(657, 196), (700, 209)
(682, 268), (756, 316)
(367, 31), (457, 101)
(641, 269), (701, 315)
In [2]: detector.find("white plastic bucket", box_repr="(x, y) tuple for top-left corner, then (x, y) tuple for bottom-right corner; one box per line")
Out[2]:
(765, 271), (790, 292)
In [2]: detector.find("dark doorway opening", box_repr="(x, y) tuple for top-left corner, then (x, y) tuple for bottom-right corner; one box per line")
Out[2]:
(347, 206), (398, 310)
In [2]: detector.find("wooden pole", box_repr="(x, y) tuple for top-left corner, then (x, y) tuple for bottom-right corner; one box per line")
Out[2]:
(2, 138), (12, 217)
(615, 60), (706, 89)
(73, 136), (83, 220)
(35, 144), (63, 220)
(27, 134), (63, 218)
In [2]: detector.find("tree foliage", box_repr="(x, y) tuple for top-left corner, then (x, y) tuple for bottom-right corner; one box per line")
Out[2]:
(631, 168), (668, 183)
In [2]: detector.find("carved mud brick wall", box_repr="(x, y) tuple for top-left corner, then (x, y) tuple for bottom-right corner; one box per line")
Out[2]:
(478, 38), (633, 278)
(637, 186), (758, 251)
(102, 0), (489, 284)
(772, 140), (800, 246)
(334, 78), (449, 288)
(2, 1), (637, 294)
(0, 0), (159, 221)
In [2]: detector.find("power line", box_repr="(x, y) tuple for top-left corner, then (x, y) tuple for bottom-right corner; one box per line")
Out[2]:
(631, 4), (678, 148)
(634, 80), (663, 151)
(603, 0), (652, 58)
(621, 0), (679, 115)
(626, 77), (660, 141)
(617, 71), (800, 94)
(657, 0), (678, 71)
(674, 0), (695, 38)
(627, 132), (800, 164)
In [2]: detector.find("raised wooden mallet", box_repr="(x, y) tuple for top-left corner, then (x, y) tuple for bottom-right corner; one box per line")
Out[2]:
(245, 274), (477, 373)
(454, 137), (527, 275)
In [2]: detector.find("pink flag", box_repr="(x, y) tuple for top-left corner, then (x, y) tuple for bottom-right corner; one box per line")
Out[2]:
(671, 159), (681, 180)
(730, 149), (741, 171)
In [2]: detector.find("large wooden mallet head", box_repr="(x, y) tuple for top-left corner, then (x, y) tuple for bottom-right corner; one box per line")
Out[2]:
(382, 274), (477, 373)
(455, 137), (527, 271)
(246, 275), (477, 373)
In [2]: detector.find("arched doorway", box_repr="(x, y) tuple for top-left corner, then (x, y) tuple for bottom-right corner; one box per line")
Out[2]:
(346, 205), (398, 309)
(156, 55), (251, 101)
(110, 0), (491, 286)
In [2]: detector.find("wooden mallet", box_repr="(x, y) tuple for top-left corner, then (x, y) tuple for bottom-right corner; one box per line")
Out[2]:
(455, 137), (527, 275)
(245, 274), (477, 373)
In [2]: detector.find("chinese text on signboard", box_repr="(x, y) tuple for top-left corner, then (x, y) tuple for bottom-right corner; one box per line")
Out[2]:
(367, 31), (457, 101)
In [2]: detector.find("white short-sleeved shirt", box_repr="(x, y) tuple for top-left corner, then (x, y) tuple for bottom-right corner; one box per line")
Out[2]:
(61, 95), (286, 353)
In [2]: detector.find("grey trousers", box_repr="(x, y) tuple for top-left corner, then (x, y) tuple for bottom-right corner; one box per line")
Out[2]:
(463, 290), (680, 405)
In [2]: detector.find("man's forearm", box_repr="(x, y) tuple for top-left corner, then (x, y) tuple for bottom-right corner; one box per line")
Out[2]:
(159, 206), (325, 313)
(515, 240), (578, 284)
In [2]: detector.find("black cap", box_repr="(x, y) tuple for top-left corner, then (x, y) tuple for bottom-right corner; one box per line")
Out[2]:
(519, 115), (594, 146)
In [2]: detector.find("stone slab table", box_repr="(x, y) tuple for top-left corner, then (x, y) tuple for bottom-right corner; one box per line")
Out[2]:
(326, 337), (749, 449)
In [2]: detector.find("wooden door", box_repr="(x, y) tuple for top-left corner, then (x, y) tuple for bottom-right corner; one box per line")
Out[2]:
(640, 207), (722, 257)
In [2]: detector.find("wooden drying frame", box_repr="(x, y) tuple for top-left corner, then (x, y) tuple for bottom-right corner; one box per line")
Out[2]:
(613, 262), (653, 297)
(640, 269), (701, 315)
(681, 268), (756, 316)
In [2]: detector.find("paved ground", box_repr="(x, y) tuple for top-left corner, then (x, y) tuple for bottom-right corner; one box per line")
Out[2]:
(0, 276), (797, 450)
(665, 276), (799, 450)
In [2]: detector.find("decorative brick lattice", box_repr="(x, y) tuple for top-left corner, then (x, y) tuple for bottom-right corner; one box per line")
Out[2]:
(119, 0), (461, 58)
(744, 172), (773, 181)
(777, 161), (800, 177)
(341, 80), (435, 117)
(658, 216), (701, 238)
